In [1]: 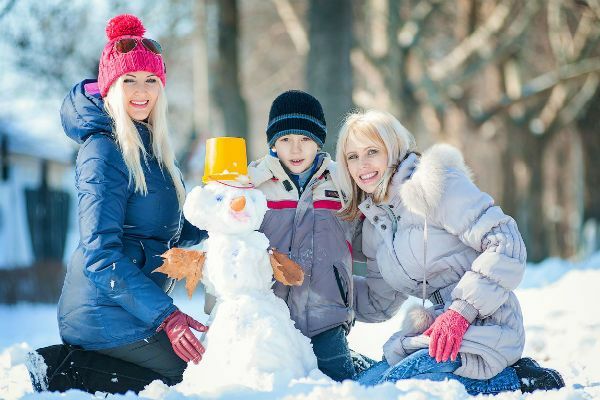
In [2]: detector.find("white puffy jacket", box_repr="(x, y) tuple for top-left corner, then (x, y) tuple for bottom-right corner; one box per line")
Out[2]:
(359, 144), (526, 379)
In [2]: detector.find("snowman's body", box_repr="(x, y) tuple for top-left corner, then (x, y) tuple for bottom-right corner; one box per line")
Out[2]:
(177, 181), (318, 394)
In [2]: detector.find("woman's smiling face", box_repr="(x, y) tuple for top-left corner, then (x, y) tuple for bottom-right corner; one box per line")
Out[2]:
(122, 71), (160, 121)
(344, 132), (388, 194)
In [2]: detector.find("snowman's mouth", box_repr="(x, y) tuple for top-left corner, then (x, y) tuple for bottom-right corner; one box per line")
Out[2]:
(230, 210), (250, 222)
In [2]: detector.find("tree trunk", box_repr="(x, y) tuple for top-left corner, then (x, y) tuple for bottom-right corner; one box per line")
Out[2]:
(578, 91), (600, 222)
(307, 0), (354, 155)
(208, 0), (249, 138)
(502, 127), (549, 262)
(577, 91), (600, 253)
(543, 129), (584, 258)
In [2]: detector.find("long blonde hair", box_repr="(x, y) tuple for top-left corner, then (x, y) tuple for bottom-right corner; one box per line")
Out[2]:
(335, 110), (416, 220)
(104, 76), (186, 208)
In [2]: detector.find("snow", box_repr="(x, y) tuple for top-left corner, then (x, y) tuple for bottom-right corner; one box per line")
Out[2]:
(1, 254), (600, 399)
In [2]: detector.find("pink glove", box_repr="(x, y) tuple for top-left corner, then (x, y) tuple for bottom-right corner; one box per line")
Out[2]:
(424, 309), (469, 362)
(157, 310), (208, 364)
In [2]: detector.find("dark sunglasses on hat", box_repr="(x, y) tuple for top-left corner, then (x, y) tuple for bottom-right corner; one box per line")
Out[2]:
(114, 38), (162, 55)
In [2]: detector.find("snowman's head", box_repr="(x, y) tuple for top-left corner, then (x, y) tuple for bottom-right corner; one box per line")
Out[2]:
(183, 181), (268, 234)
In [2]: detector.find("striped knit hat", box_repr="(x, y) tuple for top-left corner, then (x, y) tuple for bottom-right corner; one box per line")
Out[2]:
(266, 90), (327, 148)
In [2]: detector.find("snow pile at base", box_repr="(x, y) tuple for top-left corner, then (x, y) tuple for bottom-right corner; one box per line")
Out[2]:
(177, 279), (319, 395)
(2, 254), (600, 399)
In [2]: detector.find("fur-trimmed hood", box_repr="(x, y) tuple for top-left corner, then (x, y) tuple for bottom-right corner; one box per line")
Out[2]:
(399, 143), (473, 217)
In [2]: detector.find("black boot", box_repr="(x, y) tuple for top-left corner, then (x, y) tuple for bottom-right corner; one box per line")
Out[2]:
(512, 357), (565, 393)
(26, 344), (71, 391)
(26, 344), (170, 394)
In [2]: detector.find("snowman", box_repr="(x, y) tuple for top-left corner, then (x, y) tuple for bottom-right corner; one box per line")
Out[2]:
(158, 138), (318, 395)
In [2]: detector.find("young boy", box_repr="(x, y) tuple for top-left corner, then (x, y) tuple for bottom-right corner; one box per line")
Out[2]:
(247, 90), (404, 381)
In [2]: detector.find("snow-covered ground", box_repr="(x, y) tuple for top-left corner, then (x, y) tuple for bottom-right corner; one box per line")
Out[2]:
(2, 254), (599, 400)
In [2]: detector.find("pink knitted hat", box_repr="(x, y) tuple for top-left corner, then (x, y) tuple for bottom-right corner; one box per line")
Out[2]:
(97, 14), (166, 97)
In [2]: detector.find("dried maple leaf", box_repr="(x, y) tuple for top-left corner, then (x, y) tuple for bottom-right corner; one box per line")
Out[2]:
(154, 248), (206, 298)
(269, 248), (304, 286)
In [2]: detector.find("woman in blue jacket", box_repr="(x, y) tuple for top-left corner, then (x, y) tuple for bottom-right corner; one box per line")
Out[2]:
(28, 14), (207, 393)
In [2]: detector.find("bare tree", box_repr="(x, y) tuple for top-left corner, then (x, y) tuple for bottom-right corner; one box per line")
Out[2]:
(206, 0), (249, 138)
(306, 0), (354, 155)
(353, 0), (600, 261)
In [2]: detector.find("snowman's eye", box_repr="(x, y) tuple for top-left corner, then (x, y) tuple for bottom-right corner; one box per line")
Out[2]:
(215, 195), (224, 202)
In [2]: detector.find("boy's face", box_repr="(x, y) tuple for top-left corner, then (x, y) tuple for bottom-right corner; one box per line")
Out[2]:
(273, 135), (319, 174)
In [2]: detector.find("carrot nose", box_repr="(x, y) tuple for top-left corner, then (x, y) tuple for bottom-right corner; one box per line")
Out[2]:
(230, 196), (246, 212)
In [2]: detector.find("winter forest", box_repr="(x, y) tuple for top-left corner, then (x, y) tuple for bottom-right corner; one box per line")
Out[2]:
(1, 0), (600, 399)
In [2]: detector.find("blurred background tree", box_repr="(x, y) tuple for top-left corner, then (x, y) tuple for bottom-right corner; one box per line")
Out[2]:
(0, 0), (598, 296)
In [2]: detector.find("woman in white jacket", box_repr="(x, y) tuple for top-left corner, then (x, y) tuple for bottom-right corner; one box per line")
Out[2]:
(335, 110), (564, 395)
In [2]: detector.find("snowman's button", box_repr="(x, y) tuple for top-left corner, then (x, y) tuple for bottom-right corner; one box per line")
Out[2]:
(373, 216), (379, 222)
(381, 224), (387, 230)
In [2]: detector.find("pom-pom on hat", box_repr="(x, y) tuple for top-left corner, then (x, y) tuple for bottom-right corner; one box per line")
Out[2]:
(97, 14), (166, 97)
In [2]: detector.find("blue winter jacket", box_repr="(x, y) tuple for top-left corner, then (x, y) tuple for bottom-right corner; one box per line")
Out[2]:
(57, 79), (207, 350)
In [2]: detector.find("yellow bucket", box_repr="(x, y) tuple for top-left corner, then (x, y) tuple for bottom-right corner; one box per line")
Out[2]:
(202, 137), (248, 183)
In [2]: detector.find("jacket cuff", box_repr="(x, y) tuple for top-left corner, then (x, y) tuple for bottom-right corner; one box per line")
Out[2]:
(154, 304), (178, 331)
(449, 299), (479, 323)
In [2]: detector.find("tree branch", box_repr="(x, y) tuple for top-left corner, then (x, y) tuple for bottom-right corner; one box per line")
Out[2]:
(572, 7), (599, 60)
(531, 2), (599, 134)
(586, 0), (600, 22)
(428, 0), (515, 82)
(450, 0), (541, 88)
(554, 73), (599, 133)
(533, 73), (599, 136)
(473, 57), (600, 123)
(548, 0), (574, 62)
(396, 0), (440, 49)
(271, 0), (309, 55)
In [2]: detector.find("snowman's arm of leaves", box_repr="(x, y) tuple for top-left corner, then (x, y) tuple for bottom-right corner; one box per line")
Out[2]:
(269, 248), (304, 286)
(154, 248), (206, 298)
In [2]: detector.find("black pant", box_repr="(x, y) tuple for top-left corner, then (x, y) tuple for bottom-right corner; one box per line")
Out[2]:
(97, 331), (186, 384)
(28, 332), (185, 394)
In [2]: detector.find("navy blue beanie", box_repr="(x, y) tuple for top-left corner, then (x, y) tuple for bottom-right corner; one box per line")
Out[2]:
(266, 90), (327, 148)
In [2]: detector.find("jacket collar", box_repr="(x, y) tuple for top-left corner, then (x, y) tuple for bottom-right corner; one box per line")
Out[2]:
(249, 152), (332, 188)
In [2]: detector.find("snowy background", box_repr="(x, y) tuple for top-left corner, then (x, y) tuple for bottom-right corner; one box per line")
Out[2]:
(2, 253), (599, 400)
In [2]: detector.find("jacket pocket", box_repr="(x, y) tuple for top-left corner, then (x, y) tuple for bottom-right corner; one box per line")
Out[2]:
(121, 239), (147, 269)
(333, 264), (350, 307)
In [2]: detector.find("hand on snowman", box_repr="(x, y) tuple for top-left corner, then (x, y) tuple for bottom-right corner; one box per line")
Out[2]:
(158, 310), (208, 364)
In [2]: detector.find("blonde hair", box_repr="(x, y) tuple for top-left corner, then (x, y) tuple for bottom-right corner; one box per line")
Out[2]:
(104, 76), (186, 208)
(335, 110), (416, 220)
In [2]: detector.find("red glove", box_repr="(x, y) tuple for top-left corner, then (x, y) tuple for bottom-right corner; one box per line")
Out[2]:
(424, 309), (470, 362)
(157, 310), (208, 364)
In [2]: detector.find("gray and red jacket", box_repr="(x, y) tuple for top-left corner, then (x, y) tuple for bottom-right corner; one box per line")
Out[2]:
(249, 153), (403, 337)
